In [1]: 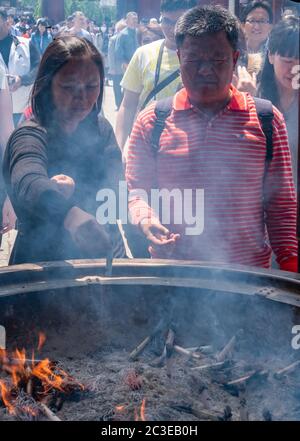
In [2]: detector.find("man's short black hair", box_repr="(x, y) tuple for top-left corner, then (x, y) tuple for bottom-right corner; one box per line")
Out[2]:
(241, 1), (273, 24)
(160, 0), (197, 13)
(175, 5), (240, 51)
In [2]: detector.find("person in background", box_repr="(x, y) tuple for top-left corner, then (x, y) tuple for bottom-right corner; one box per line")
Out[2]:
(241, 1), (273, 54)
(116, 0), (197, 151)
(137, 22), (164, 46)
(233, 24), (262, 95)
(101, 23), (111, 86)
(2, 36), (125, 265)
(31, 18), (53, 57)
(7, 13), (20, 37)
(15, 15), (27, 35)
(115, 12), (139, 74)
(258, 15), (299, 186)
(0, 9), (40, 126)
(21, 24), (31, 39)
(108, 19), (127, 110)
(69, 11), (92, 42)
(126, 5), (297, 272)
(0, 58), (16, 242)
(88, 20), (103, 53)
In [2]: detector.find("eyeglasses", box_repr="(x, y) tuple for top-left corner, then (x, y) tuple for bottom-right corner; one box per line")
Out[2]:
(245, 19), (270, 25)
(160, 16), (178, 27)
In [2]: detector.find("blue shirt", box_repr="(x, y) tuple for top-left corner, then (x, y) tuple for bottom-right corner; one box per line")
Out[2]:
(31, 31), (53, 56)
(115, 27), (138, 65)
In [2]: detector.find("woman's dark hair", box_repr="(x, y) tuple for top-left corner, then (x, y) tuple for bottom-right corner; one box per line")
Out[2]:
(31, 36), (104, 128)
(175, 5), (240, 51)
(241, 1), (273, 24)
(259, 15), (299, 108)
(35, 18), (49, 35)
(160, 0), (197, 13)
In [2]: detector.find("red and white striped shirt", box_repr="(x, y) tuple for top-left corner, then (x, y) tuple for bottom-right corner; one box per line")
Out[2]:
(126, 86), (297, 271)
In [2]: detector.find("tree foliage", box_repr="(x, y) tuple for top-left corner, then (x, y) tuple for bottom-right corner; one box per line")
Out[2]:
(17, 1), (116, 25)
(64, 1), (116, 25)
(17, 0), (41, 17)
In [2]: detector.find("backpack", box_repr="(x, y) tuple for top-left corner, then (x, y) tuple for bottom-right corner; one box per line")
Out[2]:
(151, 96), (274, 163)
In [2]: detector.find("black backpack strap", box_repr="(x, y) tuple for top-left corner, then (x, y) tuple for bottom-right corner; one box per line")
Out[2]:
(253, 97), (274, 163)
(151, 97), (173, 154)
(151, 96), (274, 163)
(140, 69), (180, 111)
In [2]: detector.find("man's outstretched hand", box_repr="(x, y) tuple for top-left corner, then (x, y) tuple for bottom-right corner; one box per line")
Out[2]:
(140, 218), (180, 257)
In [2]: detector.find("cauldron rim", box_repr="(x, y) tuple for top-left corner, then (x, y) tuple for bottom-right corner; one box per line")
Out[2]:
(0, 259), (300, 308)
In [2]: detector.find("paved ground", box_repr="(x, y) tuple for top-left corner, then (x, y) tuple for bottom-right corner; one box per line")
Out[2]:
(0, 85), (118, 268)
(103, 82), (117, 129)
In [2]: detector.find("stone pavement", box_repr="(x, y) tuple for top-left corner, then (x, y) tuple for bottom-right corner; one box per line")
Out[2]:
(0, 85), (118, 268)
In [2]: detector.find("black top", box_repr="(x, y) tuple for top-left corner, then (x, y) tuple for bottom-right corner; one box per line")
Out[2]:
(0, 34), (13, 67)
(2, 114), (125, 264)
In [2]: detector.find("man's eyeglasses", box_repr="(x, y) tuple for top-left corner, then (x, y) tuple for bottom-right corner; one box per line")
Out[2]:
(160, 17), (178, 27)
(245, 19), (270, 25)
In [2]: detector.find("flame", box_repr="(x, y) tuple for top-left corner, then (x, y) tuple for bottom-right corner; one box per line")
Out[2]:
(0, 348), (8, 364)
(32, 359), (72, 393)
(37, 333), (46, 352)
(140, 398), (146, 421)
(0, 380), (15, 415)
(0, 335), (84, 417)
(135, 399), (147, 421)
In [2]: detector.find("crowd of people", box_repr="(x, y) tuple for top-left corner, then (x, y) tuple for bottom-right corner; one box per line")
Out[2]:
(0, 0), (299, 272)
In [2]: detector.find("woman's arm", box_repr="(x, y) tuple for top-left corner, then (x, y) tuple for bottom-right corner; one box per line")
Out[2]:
(4, 125), (113, 258)
(3, 126), (75, 224)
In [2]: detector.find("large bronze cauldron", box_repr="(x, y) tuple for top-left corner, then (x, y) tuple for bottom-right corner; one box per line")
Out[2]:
(0, 260), (300, 421)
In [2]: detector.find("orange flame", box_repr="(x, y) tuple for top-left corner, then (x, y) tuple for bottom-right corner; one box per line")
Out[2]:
(0, 335), (84, 417)
(0, 380), (15, 415)
(135, 399), (147, 421)
(140, 398), (146, 421)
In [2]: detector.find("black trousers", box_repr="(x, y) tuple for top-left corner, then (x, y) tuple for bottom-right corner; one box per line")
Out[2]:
(112, 74), (124, 109)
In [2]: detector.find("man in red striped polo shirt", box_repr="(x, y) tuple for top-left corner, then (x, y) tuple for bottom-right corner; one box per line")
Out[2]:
(125, 5), (297, 272)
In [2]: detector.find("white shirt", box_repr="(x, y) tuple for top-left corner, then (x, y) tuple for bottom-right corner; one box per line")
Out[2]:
(0, 58), (8, 90)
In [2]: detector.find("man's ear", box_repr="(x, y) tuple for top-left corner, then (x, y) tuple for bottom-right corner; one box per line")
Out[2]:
(268, 52), (274, 65)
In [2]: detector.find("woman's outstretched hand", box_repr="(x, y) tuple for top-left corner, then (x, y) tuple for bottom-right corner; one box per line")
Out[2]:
(51, 174), (75, 200)
(64, 207), (112, 258)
